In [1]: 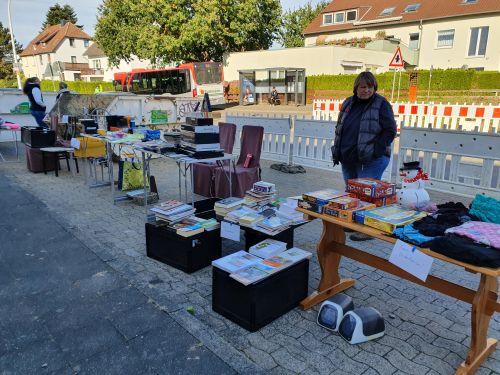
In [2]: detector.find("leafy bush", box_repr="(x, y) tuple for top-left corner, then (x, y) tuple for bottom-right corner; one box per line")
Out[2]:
(40, 80), (114, 94)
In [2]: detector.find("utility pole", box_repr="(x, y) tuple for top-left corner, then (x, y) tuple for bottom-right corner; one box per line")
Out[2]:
(7, 0), (22, 89)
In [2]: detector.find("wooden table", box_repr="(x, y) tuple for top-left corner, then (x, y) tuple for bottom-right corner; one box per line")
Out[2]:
(297, 207), (500, 375)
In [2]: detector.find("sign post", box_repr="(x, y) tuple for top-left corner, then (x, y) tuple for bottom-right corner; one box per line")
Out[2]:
(389, 47), (405, 102)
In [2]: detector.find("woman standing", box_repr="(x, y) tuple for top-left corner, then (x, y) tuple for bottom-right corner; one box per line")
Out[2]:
(331, 71), (397, 240)
(23, 77), (47, 128)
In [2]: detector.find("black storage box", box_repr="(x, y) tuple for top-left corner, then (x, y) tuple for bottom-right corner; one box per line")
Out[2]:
(80, 119), (98, 134)
(145, 222), (221, 273)
(186, 117), (213, 126)
(243, 226), (295, 251)
(212, 259), (309, 332)
(25, 145), (56, 173)
(21, 127), (55, 148)
(106, 115), (128, 130)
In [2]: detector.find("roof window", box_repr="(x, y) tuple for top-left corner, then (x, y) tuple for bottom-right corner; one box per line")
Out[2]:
(380, 7), (395, 16)
(403, 3), (420, 13)
(462, 0), (477, 3)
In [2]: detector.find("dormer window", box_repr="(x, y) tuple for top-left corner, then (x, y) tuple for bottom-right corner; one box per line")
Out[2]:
(334, 12), (345, 24)
(463, 0), (477, 3)
(404, 3), (420, 13)
(346, 10), (357, 22)
(380, 7), (395, 16)
(323, 13), (333, 25)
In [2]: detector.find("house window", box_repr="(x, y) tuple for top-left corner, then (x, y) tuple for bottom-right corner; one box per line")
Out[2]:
(71, 56), (77, 64)
(334, 12), (345, 24)
(380, 7), (395, 16)
(39, 55), (43, 64)
(437, 30), (455, 48)
(346, 10), (357, 22)
(323, 13), (333, 25)
(93, 59), (101, 69)
(403, 3), (420, 12)
(84, 40), (89, 47)
(468, 26), (488, 56)
(409, 33), (420, 50)
(69, 38), (75, 47)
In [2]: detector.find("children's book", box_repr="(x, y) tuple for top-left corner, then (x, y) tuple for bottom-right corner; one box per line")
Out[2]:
(211, 250), (261, 273)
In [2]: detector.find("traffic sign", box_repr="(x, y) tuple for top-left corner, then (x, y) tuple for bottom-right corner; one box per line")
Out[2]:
(389, 47), (404, 67)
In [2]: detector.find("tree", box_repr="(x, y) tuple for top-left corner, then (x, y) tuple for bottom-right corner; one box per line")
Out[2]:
(42, 3), (78, 30)
(278, 1), (329, 48)
(94, 0), (282, 65)
(0, 22), (22, 80)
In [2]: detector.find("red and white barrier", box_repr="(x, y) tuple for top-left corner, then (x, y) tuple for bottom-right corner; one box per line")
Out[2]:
(313, 100), (500, 133)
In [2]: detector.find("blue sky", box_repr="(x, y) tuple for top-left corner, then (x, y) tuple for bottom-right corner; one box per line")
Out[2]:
(1, 0), (324, 47)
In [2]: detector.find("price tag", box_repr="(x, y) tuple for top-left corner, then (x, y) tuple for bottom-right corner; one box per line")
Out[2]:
(70, 137), (80, 149)
(389, 240), (434, 282)
(221, 221), (240, 242)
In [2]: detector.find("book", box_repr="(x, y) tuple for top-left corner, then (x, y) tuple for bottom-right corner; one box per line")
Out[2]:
(256, 216), (291, 231)
(181, 131), (220, 144)
(302, 189), (347, 206)
(211, 250), (262, 273)
(190, 217), (220, 231)
(228, 264), (272, 286)
(181, 124), (219, 133)
(155, 199), (184, 211)
(328, 196), (360, 210)
(151, 203), (194, 217)
(323, 200), (377, 222)
(261, 255), (294, 270)
(239, 213), (265, 226)
(225, 206), (256, 222)
(280, 247), (312, 263)
(253, 181), (276, 193)
(214, 197), (245, 209)
(249, 239), (287, 259)
(174, 221), (204, 237)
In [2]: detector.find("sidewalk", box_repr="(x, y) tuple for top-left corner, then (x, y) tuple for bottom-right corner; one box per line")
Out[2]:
(1, 145), (499, 375)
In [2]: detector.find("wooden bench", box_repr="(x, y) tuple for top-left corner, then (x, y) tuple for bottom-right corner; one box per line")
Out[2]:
(297, 207), (500, 375)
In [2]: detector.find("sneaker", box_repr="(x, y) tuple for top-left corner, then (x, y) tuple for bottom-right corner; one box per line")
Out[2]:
(349, 232), (373, 241)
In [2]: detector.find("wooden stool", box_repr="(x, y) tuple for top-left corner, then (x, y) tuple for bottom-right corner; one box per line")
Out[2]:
(40, 147), (79, 177)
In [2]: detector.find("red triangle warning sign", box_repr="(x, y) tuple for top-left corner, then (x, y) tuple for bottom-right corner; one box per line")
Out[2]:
(389, 47), (404, 67)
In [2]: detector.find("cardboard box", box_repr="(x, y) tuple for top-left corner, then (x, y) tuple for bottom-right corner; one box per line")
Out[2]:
(328, 196), (360, 210)
(323, 201), (376, 222)
(347, 178), (396, 199)
(362, 205), (427, 233)
(302, 189), (347, 206)
(212, 259), (309, 332)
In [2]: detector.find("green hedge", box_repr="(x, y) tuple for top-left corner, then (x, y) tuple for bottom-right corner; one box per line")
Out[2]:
(307, 69), (500, 92)
(40, 80), (114, 94)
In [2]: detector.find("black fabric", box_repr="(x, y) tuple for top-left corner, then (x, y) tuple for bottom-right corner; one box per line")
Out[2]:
(413, 201), (470, 237)
(25, 83), (46, 112)
(339, 98), (366, 162)
(430, 234), (500, 268)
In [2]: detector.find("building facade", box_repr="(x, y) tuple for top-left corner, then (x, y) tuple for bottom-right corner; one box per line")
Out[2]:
(19, 22), (92, 81)
(304, 0), (500, 71)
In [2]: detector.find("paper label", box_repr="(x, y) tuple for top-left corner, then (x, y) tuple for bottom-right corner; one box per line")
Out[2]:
(70, 138), (80, 149)
(221, 221), (241, 242)
(389, 240), (433, 282)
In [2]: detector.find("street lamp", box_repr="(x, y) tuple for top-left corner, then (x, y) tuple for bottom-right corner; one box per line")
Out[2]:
(7, 0), (22, 89)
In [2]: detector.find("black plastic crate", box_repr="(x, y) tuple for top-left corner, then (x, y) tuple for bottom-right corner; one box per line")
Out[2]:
(145, 221), (221, 273)
(243, 226), (295, 251)
(21, 127), (55, 148)
(212, 259), (309, 332)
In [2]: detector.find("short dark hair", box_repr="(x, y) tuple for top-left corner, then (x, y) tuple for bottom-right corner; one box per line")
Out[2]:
(23, 77), (39, 94)
(353, 71), (378, 95)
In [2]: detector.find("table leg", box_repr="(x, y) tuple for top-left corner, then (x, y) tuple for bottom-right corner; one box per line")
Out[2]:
(108, 142), (114, 204)
(42, 151), (47, 175)
(456, 274), (498, 375)
(300, 220), (355, 310)
(142, 151), (148, 217)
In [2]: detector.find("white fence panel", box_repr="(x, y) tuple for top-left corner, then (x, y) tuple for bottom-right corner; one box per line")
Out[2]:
(399, 127), (500, 198)
(225, 114), (291, 163)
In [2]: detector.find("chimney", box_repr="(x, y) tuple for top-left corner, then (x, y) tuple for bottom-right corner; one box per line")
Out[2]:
(60, 20), (66, 27)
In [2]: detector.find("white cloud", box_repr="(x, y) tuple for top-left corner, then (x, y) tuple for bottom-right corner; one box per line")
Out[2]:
(0, 0), (325, 47)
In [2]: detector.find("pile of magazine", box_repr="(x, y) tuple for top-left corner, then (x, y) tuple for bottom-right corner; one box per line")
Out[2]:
(212, 242), (311, 286)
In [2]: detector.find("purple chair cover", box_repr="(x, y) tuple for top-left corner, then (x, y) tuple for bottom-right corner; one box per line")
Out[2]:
(214, 125), (264, 198)
(193, 122), (237, 197)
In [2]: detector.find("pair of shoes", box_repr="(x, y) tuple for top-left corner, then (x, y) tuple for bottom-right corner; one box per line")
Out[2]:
(344, 228), (354, 233)
(349, 232), (373, 241)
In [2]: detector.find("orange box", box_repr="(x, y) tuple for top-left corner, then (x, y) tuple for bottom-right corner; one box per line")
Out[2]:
(323, 201), (376, 222)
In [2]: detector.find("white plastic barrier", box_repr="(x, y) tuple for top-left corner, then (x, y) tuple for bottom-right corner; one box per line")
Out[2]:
(313, 99), (500, 133)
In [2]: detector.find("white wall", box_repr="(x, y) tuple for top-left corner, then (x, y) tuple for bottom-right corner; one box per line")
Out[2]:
(223, 45), (393, 81)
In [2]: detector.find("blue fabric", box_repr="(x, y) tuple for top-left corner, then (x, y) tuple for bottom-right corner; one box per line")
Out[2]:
(470, 194), (500, 224)
(30, 110), (47, 128)
(341, 155), (390, 184)
(393, 224), (435, 246)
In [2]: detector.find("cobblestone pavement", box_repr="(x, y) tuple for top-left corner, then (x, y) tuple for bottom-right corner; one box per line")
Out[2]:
(1, 145), (499, 375)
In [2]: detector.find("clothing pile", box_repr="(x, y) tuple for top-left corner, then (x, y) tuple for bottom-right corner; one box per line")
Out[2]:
(393, 194), (500, 268)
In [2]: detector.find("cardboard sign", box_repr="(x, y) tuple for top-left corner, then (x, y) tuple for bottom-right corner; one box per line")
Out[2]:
(221, 221), (240, 242)
(389, 240), (433, 281)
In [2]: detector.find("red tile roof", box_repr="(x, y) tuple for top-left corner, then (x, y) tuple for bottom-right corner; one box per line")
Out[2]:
(20, 22), (92, 57)
(304, 0), (500, 35)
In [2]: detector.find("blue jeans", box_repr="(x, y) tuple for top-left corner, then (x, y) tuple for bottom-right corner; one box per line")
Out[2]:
(31, 110), (47, 128)
(341, 156), (390, 185)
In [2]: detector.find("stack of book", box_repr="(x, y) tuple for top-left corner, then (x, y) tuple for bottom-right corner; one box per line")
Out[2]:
(163, 131), (181, 148)
(214, 197), (245, 218)
(179, 117), (224, 159)
(244, 181), (277, 208)
(227, 248), (312, 286)
(276, 197), (307, 225)
(298, 188), (347, 214)
(224, 206), (258, 223)
(255, 216), (292, 235)
(249, 239), (287, 259)
(150, 199), (195, 223)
